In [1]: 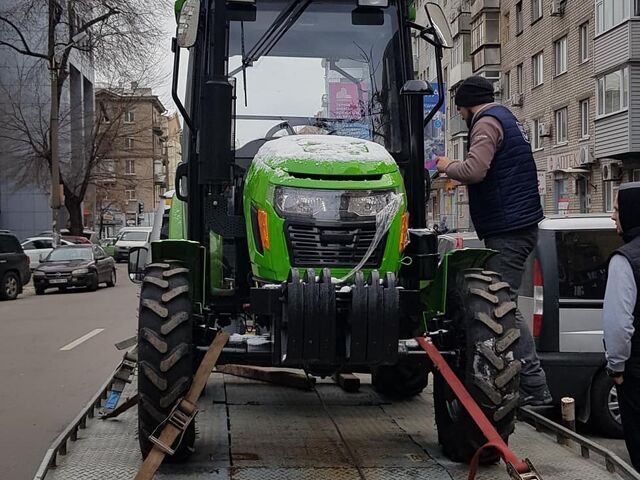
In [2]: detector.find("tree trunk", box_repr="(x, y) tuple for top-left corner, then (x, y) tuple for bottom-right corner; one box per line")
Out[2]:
(64, 188), (84, 236)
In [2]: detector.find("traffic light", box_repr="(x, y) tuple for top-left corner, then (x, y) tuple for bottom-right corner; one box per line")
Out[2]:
(138, 202), (144, 214)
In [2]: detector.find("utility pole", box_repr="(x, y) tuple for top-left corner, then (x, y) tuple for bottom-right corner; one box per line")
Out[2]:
(48, 0), (61, 247)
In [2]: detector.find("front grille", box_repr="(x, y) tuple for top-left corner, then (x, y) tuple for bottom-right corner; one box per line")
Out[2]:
(45, 272), (71, 278)
(285, 221), (387, 268)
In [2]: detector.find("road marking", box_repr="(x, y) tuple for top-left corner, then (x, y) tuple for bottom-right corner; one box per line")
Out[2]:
(60, 328), (105, 351)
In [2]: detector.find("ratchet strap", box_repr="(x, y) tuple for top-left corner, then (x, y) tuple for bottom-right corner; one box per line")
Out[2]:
(134, 331), (229, 480)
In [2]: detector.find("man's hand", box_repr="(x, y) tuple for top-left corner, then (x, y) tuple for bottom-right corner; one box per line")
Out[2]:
(613, 375), (624, 385)
(436, 156), (455, 174)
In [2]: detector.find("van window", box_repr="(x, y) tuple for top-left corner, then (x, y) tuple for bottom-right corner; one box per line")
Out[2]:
(119, 231), (149, 242)
(555, 230), (623, 300)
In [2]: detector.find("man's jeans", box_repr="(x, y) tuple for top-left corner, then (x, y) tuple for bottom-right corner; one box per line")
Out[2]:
(485, 226), (549, 396)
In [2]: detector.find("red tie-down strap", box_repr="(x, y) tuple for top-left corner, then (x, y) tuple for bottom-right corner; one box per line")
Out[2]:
(415, 336), (541, 480)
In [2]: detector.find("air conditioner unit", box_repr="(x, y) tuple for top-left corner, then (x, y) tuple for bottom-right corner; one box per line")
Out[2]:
(550, 0), (565, 16)
(538, 123), (551, 137)
(602, 163), (622, 181)
(511, 93), (523, 106)
(493, 82), (502, 94)
(579, 144), (594, 165)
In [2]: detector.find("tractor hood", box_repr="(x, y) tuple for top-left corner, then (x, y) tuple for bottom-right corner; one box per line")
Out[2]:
(253, 135), (398, 177)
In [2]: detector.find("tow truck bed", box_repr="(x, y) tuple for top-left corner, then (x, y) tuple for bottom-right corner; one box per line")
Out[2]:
(42, 372), (628, 480)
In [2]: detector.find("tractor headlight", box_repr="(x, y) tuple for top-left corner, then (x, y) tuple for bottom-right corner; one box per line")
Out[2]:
(273, 187), (396, 220)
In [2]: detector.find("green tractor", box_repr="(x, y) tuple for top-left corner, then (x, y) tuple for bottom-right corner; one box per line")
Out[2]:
(130, 0), (521, 465)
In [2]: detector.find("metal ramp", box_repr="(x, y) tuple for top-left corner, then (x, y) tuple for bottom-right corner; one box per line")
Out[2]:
(43, 372), (627, 480)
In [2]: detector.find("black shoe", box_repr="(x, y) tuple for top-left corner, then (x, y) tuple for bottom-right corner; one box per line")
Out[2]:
(519, 388), (553, 407)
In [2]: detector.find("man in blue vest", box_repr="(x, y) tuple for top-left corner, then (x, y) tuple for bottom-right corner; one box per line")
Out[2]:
(603, 182), (640, 471)
(436, 75), (551, 406)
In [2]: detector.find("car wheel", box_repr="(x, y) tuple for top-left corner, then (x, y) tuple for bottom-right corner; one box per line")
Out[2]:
(87, 273), (99, 292)
(0, 272), (21, 300)
(590, 370), (624, 438)
(106, 269), (116, 287)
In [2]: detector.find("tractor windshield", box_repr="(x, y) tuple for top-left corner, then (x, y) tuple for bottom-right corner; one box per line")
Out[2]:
(228, 0), (409, 156)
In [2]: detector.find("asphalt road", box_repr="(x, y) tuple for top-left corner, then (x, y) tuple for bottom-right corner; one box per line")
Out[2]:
(0, 264), (138, 480)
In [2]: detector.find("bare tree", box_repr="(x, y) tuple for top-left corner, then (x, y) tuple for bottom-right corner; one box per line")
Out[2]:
(0, 0), (171, 235)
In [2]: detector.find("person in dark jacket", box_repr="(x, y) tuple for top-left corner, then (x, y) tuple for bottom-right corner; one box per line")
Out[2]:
(436, 75), (551, 405)
(603, 182), (640, 472)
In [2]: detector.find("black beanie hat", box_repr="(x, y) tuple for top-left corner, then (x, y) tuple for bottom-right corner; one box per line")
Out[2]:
(618, 181), (640, 242)
(455, 75), (495, 107)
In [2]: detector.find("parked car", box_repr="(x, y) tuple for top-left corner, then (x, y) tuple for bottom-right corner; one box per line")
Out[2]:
(438, 215), (623, 437)
(21, 237), (73, 269)
(100, 238), (116, 257)
(114, 228), (152, 263)
(37, 229), (99, 244)
(0, 232), (31, 300)
(33, 244), (116, 294)
(62, 235), (92, 245)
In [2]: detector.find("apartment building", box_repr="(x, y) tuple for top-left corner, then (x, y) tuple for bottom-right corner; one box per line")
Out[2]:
(0, 3), (95, 239)
(415, 0), (639, 231)
(165, 112), (183, 191)
(593, 0), (640, 207)
(92, 84), (168, 235)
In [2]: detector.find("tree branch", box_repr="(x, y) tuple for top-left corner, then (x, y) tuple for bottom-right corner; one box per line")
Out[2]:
(0, 15), (49, 60)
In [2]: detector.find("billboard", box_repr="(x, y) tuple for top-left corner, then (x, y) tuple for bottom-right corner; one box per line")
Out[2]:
(423, 84), (446, 175)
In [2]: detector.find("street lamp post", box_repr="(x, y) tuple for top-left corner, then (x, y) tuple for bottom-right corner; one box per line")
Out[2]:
(49, 0), (61, 247)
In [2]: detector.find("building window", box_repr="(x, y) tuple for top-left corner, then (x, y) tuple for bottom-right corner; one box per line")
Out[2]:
(125, 189), (136, 201)
(471, 12), (500, 51)
(502, 12), (510, 44)
(555, 108), (568, 144)
(124, 110), (135, 123)
(580, 99), (590, 138)
(596, 0), (631, 35)
(555, 178), (568, 213)
(125, 159), (136, 175)
(532, 51), (544, 87)
(579, 23), (590, 63)
(554, 36), (568, 76)
(451, 34), (471, 67)
(125, 137), (134, 150)
(604, 181), (619, 212)
(532, 0), (543, 23)
(516, 2), (523, 34)
(532, 119), (543, 150)
(633, 169), (640, 181)
(503, 71), (511, 100)
(516, 63), (523, 94)
(453, 142), (460, 160)
(597, 66), (629, 116)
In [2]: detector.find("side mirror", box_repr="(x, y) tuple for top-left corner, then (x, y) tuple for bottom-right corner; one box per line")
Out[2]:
(128, 246), (149, 283)
(176, 162), (189, 201)
(176, 0), (200, 48)
(39, 253), (48, 262)
(425, 2), (453, 49)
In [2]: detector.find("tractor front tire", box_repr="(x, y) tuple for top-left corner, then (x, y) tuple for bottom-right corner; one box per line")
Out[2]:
(372, 360), (429, 398)
(137, 262), (195, 462)
(434, 269), (521, 464)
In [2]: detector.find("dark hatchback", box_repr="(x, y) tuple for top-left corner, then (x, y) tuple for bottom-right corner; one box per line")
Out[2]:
(0, 232), (31, 300)
(33, 245), (116, 294)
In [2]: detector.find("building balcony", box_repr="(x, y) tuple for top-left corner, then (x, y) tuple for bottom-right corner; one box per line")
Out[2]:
(470, 0), (500, 19)
(450, 12), (471, 38)
(449, 62), (473, 88)
(594, 19), (640, 75)
(154, 161), (167, 185)
(449, 114), (468, 136)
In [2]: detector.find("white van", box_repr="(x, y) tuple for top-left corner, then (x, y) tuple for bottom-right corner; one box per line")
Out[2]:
(114, 227), (152, 263)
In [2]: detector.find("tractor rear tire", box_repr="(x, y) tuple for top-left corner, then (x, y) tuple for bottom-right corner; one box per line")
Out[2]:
(434, 269), (521, 464)
(137, 262), (195, 462)
(372, 360), (429, 398)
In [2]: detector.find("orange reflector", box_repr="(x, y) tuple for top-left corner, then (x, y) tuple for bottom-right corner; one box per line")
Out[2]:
(399, 212), (409, 252)
(257, 209), (270, 251)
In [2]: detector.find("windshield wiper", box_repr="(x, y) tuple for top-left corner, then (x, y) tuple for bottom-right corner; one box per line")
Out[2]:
(229, 0), (312, 77)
